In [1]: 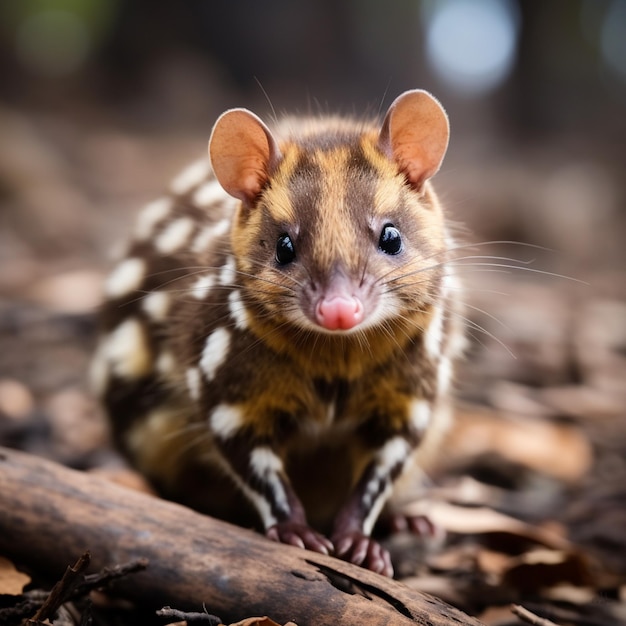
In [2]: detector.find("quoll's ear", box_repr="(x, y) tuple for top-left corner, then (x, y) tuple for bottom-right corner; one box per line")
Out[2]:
(378, 90), (449, 192)
(209, 109), (282, 204)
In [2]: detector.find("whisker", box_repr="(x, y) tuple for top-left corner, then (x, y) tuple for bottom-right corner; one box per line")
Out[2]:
(454, 311), (517, 359)
(448, 262), (587, 284)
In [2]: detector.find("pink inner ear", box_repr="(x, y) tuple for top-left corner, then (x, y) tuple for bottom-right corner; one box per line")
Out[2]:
(394, 143), (431, 189)
(209, 108), (281, 204)
(240, 170), (265, 200)
(378, 90), (449, 192)
(402, 158), (429, 190)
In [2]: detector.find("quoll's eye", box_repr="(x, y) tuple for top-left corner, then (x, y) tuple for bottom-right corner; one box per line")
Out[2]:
(378, 223), (403, 255)
(275, 233), (296, 265)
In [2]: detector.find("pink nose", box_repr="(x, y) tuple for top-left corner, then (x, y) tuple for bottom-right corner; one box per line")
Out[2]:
(316, 295), (364, 331)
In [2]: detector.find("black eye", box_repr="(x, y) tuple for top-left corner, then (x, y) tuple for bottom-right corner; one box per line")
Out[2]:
(275, 233), (296, 265)
(378, 224), (403, 255)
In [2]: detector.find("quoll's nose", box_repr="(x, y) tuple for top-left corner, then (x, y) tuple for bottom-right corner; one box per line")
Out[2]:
(316, 295), (364, 331)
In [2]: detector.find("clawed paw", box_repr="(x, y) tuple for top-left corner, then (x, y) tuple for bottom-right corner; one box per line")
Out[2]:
(266, 522), (333, 555)
(332, 531), (394, 578)
(385, 513), (444, 541)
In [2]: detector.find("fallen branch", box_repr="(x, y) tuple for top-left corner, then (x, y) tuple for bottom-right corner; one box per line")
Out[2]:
(511, 604), (559, 626)
(0, 446), (485, 626)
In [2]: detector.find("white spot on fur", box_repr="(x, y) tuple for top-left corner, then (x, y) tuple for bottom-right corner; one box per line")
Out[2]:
(437, 357), (453, 395)
(193, 180), (225, 206)
(186, 367), (201, 401)
(190, 274), (216, 300)
(250, 447), (289, 516)
(228, 290), (249, 330)
(424, 305), (444, 360)
(142, 291), (170, 321)
(440, 271), (467, 358)
(446, 311), (468, 358)
(135, 197), (172, 241)
(378, 436), (411, 474)
(105, 258), (146, 299)
(209, 403), (243, 439)
(410, 399), (431, 432)
(219, 257), (236, 286)
(442, 269), (456, 291)
(154, 217), (195, 254)
(156, 351), (175, 375)
(170, 159), (211, 195)
(361, 437), (411, 535)
(245, 486), (277, 529)
(200, 327), (231, 381)
(201, 439), (278, 527)
(191, 218), (230, 254)
(362, 483), (394, 537)
(250, 446), (284, 475)
(105, 318), (152, 380)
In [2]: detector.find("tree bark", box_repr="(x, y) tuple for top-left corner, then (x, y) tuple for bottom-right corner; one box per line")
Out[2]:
(0, 446), (484, 626)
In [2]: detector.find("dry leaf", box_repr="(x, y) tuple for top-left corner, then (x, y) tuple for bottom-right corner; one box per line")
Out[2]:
(427, 545), (478, 573)
(229, 618), (282, 626)
(0, 555), (31, 595)
(543, 584), (597, 605)
(406, 500), (570, 551)
(448, 406), (593, 481)
(502, 549), (594, 593)
(476, 549), (514, 577)
(478, 605), (522, 626)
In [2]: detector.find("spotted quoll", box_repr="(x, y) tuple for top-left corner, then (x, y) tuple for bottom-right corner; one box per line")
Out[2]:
(92, 89), (465, 577)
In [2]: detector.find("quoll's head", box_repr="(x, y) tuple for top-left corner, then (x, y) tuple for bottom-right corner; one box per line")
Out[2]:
(209, 90), (450, 337)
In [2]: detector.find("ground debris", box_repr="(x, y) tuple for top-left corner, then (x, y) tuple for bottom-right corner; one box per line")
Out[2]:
(0, 552), (148, 626)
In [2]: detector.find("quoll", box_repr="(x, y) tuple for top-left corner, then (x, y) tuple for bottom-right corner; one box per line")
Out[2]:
(92, 89), (465, 577)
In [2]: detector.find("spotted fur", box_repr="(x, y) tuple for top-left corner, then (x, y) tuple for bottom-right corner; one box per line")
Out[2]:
(93, 89), (465, 576)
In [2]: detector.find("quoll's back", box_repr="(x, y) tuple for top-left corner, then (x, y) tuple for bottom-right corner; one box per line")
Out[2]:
(93, 90), (465, 577)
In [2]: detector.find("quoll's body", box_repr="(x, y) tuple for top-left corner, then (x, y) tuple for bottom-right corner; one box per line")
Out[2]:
(93, 90), (464, 576)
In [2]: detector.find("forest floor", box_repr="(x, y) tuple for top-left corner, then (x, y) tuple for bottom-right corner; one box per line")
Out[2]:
(0, 96), (625, 626)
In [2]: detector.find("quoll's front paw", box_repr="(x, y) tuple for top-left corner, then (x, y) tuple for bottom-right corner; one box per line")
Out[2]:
(332, 531), (393, 577)
(266, 522), (333, 555)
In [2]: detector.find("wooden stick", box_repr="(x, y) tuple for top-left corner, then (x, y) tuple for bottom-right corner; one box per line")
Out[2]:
(511, 605), (559, 626)
(0, 446), (484, 626)
(29, 552), (90, 624)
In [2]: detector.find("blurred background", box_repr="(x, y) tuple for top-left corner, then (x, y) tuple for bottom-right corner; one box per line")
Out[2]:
(0, 0), (624, 437)
(0, 1), (625, 621)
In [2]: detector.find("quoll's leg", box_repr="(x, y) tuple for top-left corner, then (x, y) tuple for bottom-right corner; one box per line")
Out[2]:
(216, 431), (333, 555)
(330, 436), (417, 578)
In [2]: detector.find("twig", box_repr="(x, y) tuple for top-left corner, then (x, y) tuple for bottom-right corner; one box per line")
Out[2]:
(511, 604), (560, 626)
(28, 551), (91, 624)
(0, 556), (148, 625)
(157, 606), (223, 625)
(72, 557), (149, 598)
